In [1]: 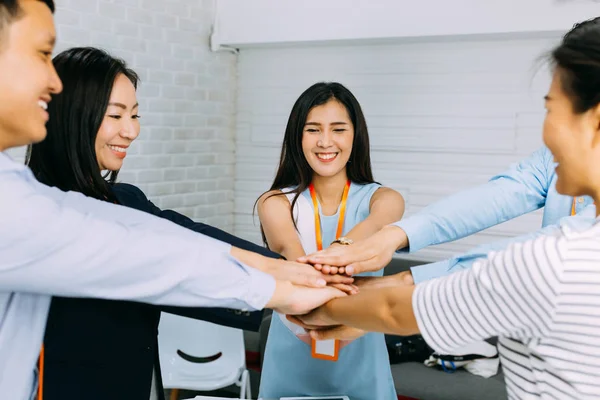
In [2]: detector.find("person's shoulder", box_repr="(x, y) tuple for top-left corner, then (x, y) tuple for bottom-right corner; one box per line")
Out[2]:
(113, 182), (144, 196)
(560, 220), (600, 249)
(112, 182), (148, 204)
(350, 181), (380, 196)
(257, 189), (291, 211)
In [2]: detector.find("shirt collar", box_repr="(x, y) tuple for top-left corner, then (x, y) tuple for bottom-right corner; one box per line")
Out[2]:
(0, 151), (27, 172)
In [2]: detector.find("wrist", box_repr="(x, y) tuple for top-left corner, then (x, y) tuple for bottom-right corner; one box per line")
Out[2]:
(259, 257), (280, 274)
(266, 280), (291, 310)
(322, 297), (339, 325)
(381, 225), (408, 251)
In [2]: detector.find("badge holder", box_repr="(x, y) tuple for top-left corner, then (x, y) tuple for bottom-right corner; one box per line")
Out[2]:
(307, 180), (350, 363)
(311, 337), (340, 361)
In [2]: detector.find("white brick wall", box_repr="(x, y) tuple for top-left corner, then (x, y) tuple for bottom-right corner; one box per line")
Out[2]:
(9, 0), (237, 229)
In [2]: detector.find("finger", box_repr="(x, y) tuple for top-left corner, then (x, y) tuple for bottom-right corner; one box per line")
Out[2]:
(330, 283), (358, 295)
(286, 315), (321, 330)
(338, 267), (345, 274)
(306, 248), (358, 267)
(294, 273), (326, 288)
(329, 266), (339, 275)
(313, 264), (323, 271)
(345, 258), (378, 275)
(322, 265), (331, 274)
(321, 274), (354, 284)
(297, 250), (329, 263)
(309, 326), (363, 341)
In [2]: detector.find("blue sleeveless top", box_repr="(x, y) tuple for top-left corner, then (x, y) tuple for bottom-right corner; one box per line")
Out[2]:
(259, 182), (397, 400)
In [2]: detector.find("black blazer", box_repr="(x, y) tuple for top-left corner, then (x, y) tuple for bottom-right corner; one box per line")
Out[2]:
(42, 183), (280, 400)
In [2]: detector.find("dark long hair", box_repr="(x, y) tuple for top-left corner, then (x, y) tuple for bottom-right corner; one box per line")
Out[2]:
(551, 17), (600, 114)
(26, 47), (139, 202)
(256, 82), (376, 245)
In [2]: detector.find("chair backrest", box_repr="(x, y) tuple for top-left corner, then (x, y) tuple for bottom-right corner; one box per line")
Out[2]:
(158, 312), (246, 390)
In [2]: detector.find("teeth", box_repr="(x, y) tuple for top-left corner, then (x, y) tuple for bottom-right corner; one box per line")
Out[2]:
(108, 145), (126, 153)
(316, 153), (337, 160)
(38, 100), (48, 110)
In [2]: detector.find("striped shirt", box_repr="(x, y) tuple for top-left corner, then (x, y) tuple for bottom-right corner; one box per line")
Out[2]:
(413, 219), (600, 400)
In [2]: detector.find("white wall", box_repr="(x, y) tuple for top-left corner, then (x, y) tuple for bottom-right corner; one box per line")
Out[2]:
(213, 0), (599, 48)
(8, 0), (237, 229)
(233, 35), (560, 261)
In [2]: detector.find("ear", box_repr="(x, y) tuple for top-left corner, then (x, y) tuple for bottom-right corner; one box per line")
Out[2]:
(589, 103), (600, 149)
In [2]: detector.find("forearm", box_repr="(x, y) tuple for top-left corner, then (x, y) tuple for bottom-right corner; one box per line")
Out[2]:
(188, 222), (282, 259)
(395, 147), (550, 252)
(345, 219), (383, 242)
(322, 285), (418, 335)
(1, 180), (276, 311)
(268, 242), (305, 263)
(230, 246), (272, 273)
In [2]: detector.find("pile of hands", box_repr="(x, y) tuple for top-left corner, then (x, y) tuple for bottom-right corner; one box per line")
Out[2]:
(266, 226), (414, 341)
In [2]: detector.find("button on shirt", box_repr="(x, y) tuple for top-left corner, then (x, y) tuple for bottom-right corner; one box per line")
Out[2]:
(0, 152), (275, 400)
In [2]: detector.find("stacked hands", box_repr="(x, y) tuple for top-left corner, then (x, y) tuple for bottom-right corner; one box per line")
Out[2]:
(267, 225), (413, 341)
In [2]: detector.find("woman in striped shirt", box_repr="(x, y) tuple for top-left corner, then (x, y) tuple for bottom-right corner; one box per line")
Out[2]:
(291, 17), (600, 400)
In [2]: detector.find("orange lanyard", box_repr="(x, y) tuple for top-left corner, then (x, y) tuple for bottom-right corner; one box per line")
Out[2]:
(571, 197), (577, 216)
(38, 344), (44, 400)
(308, 180), (351, 250)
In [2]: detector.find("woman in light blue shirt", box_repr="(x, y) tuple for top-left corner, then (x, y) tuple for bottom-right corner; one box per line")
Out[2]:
(256, 82), (405, 400)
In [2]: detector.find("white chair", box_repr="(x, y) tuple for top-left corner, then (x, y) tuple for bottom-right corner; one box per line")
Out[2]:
(158, 313), (251, 400)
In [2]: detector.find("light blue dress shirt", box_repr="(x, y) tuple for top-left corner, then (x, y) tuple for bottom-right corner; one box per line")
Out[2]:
(0, 152), (275, 400)
(391, 146), (596, 283)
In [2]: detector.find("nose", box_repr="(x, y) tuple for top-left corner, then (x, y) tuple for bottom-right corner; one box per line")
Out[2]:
(318, 130), (333, 148)
(120, 118), (140, 141)
(48, 63), (63, 94)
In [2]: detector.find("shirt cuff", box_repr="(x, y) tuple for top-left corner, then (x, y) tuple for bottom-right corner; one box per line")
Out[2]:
(412, 279), (449, 354)
(392, 216), (433, 253)
(231, 254), (276, 311)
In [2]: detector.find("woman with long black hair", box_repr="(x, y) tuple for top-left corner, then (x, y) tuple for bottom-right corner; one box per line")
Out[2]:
(256, 82), (405, 399)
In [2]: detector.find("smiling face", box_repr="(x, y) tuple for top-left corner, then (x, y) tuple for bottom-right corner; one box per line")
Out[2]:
(301, 99), (354, 179)
(0, 0), (62, 150)
(95, 73), (140, 171)
(543, 69), (600, 198)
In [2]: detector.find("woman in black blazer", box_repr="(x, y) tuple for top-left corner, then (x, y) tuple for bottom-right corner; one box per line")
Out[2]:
(26, 47), (299, 400)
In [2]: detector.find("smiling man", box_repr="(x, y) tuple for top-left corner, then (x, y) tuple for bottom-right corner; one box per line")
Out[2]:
(0, 2), (346, 399)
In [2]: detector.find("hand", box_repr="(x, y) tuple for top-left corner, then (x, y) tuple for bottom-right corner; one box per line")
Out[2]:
(330, 283), (359, 295)
(264, 259), (354, 288)
(353, 271), (414, 290)
(309, 326), (367, 341)
(286, 306), (337, 329)
(312, 243), (347, 275)
(267, 281), (347, 315)
(298, 225), (408, 275)
(287, 314), (367, 342)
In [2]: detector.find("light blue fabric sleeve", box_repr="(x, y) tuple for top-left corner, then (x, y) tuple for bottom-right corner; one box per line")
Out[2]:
(410, 203), (597, 284)
(394, 146), (553, 252)
(0, 153), (275, 311)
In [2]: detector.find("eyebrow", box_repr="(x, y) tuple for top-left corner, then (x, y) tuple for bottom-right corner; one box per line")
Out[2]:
(305, 121), (349, 126)
(107, 102), (139, 110)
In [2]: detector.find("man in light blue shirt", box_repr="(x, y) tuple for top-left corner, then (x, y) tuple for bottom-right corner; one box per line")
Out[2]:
(0, 2), (344, 399)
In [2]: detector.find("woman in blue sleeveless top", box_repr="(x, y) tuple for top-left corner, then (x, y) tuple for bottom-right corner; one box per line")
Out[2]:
(256, 82), (405, 400)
